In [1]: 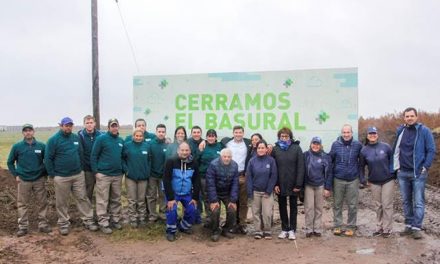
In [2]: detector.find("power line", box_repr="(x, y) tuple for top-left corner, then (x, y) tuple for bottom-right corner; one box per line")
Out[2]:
(115, 0), (140, 73)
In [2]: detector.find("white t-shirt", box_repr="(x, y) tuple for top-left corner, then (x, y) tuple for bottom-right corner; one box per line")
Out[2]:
(227, 139), (247, 172)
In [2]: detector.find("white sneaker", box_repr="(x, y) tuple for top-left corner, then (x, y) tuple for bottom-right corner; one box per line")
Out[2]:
(278, 231), (288, 239)
(288, 230), (296, 240)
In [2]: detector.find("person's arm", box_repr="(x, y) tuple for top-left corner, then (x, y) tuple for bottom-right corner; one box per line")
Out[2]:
(422, 128), (436, 170)
(44, 138), (56, 177)
(191, 163), (201, 202)
(121, 144), (128, 175)
(266, 158), (278, 195)
(163, 159), (175, 201)
(90, 137), (101, 173)
(230, 166), (239, 203)
(295, 146), (305, 191)
(359, 148), (367, 185)
(246, 161), (253, 198)
(7, 144), (18, 177)
(205, 163), (218, 203)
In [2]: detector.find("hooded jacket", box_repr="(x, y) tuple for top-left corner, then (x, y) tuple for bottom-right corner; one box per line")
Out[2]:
(391, 123), (436, 177)
(163, 155), (200, 201)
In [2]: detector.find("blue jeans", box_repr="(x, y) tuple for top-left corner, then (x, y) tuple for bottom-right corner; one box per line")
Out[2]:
(165, 194), (196, 234)
(398, 170), (427, 229)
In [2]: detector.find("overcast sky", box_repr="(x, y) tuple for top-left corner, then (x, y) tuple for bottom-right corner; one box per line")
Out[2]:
(1, 0), (439, 127)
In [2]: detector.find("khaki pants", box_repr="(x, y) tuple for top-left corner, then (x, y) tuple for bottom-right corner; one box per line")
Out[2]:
(84, 170), (96, 203)
(304, 185), (324, 233)
(251, 191), (274, 233)
(371, 180), (395, 233)
(54, 172), (94, 227)
(146, 177), (166, 220)
(95, 173), (122, 227)
(17, 177), (49, 230)
(238, 174), (248, 225)
(126, 177), (148, 222)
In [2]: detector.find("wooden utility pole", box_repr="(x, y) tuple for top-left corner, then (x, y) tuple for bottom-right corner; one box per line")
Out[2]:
(91, 0), (100, 128)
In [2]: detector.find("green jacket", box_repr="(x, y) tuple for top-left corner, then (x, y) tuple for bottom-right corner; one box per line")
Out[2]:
(198, 141), (223, 178)
(150, 137), (168, 178)
(125, 131), (156, 143)
(91, 132), (124, 176)
(123, 140), (151, 181)
(7, 138), (46, 181)
(45, 130), (83, 177)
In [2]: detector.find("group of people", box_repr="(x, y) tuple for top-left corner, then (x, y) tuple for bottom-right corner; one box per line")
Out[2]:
(7, 107), (436, 242)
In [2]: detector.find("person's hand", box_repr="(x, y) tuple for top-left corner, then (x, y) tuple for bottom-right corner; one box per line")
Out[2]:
(15, 176), (20, 183)
(165, 137), (172, 144)
(267, 144), (273, 155)
(293, 188), (301, 193)
(323, 190), (331, 198)
(274, 186), (280, 195)
(167, 200), (177, 211)
(210, 202), (220, 211)
(199, 141), (206, 151)
(228, 202), (237, 210)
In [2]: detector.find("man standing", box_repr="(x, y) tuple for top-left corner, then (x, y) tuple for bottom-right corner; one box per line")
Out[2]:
(7, 124), (51, 237)
(147, 124), (168, 222)
(205, 148), (239, 242)
(91, 118), (125, 234)
(221, 125), (252, 234)
(125, 118), (156, 143)
(325, 124), (364, 237)
(78, 115), (103, 202)
(391, 107), (436, 239)
(163, 142), (200, 242)
(45, 117), (98, 235)
(188, 125), (204, 224)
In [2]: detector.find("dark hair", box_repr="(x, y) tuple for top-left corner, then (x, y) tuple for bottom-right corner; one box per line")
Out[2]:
(256, 140), (268, 148)
(191, 125), (202, 133)
(156, 124), (166, 130)
(277, 127), (293, 139)
(403, 107), (418, 116)
(233, 125), (244, 132)
(134, 118), (146, 127)
(206, 129), (217, 137)
(250, 133), (263, 141)
(174, 126), (187, 141)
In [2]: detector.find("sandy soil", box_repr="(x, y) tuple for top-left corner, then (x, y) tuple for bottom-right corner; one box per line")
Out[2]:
(1, 168), (440, 264)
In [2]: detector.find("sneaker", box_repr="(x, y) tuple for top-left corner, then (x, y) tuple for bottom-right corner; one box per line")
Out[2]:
(400, 226), (413, 237)
(166, 233), (176, 242)
(313, 232), (322, 237)
(59, 226), (69, 236)
(100, 226), (113, 234)
(148, 216), (158, 222)
(278, 231), (288, 239)
(237, 225), (247, 235)
(211, 233), (220, 242)
(84, 223), (99, 232)
(412, 230), (423, 240)
(179, 227), (193, 235)
(254, 232), (263, 239)
(343, 229), (354, 237)
(333, 227), (342, 236)
(382, 232), (392, 238)
(373, 229), (383, 237)
(130, 221), (138, 228)
(39, 225), (52, 233)
(306, 232), (313, 238)
(17, 229), (28, 237)
(288, 230), (296, 240)
(111, 222), (122, 230)
(263, 232), (272, 240)
(221, 230), (234, 239)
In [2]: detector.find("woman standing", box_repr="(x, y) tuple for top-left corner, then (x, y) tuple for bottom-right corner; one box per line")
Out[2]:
(166, 126), (187, 160)
(360, 126), (394, 238)
(303, 136), (332, 237)
(246, 141), (278, 239)
(122, 129), (152, 228)
(272, 127), (304, 240)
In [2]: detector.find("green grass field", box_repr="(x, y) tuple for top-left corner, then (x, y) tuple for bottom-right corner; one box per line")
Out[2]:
(0, 128), (133, 169)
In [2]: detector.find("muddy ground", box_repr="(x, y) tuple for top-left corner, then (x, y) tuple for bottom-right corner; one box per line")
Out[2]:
(1, 168), (440, 264)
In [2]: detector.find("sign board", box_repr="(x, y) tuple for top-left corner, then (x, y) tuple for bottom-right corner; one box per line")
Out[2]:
(133, 68), (358, 151)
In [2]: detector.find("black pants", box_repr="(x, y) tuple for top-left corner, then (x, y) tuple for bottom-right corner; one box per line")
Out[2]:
(210, 196), (236, 234)
(278, 194), (297, 232)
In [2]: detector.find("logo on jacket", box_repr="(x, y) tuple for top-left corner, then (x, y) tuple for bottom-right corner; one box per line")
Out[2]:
(142, 151), (148, 155)
(118, 143), (123, 147)
(74, 142), (79, 145)
(35, 150), (42, 153)
(266, 164), (270, 169)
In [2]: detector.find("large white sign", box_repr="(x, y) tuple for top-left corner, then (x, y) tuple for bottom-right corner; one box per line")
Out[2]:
(133, 68), (358, 150)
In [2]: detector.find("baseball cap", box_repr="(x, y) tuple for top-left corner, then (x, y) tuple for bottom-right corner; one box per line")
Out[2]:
(60, 117), (74, 126)
(311, 136), (322, 144)
(22, 124), (34, 131)
(367, 126), (378, 134)
(108, 118), (119, 126)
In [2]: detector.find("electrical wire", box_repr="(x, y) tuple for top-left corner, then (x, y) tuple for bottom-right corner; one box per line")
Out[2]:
(115, 0), (140, 73)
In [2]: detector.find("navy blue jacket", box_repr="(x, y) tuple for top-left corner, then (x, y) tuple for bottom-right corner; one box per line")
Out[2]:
(304, 150), (332, 189)
(360, 142), (394, 185)
(246, 155), (278, 198)
(78, 128), (103, 172)
(205, 157), (239, 203)
(327, 137), (364, 190)
(391, 123), (436, 177)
